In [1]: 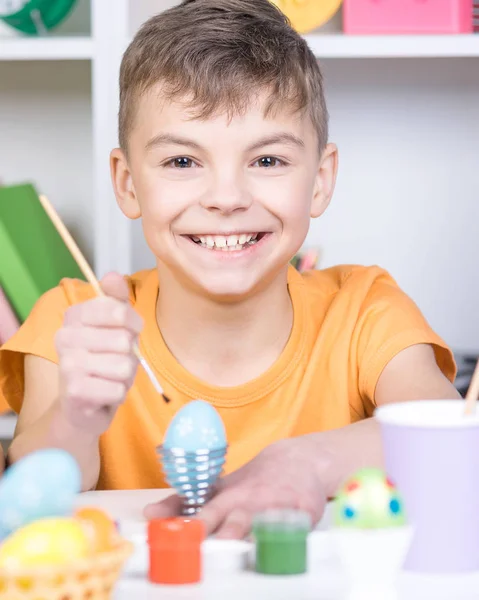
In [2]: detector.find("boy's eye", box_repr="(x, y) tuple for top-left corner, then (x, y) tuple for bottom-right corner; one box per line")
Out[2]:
(253, 156), (284, 168)
(166, 157), (197, 168)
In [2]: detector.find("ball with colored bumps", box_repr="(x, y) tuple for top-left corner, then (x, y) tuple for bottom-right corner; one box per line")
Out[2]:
(334, 468), (407, 529)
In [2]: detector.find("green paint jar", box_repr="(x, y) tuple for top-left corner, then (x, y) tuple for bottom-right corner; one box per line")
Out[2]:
(253, 509), (311, 576)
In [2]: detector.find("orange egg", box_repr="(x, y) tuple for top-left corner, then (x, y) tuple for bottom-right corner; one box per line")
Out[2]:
(75, 507), (118, 553)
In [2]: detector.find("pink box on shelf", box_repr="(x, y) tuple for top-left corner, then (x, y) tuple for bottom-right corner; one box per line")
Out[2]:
(344, 0), (473, 35)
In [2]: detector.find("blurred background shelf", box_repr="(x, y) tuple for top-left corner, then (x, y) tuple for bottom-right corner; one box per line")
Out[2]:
(2, 32), (477, 63)
(0, 0), (478, 373)
(0, 36), (94, 61)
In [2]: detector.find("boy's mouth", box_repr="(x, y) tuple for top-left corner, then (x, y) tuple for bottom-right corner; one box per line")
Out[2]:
(184, 232), (267, 251)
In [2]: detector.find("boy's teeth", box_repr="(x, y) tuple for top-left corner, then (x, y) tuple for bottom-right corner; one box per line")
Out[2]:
(191, 233), (259, 250)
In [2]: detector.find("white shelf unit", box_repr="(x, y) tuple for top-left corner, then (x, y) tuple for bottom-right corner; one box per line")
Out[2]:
(2, 31), (478, 62)
(1, 1), (479, 439)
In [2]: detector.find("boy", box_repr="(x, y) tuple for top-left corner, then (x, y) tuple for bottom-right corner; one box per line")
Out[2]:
(0, 0), (459, 539)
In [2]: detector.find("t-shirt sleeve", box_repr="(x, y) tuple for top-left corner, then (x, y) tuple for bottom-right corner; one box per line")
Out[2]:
(354, 268), (456, 414)
(0, 283), (74, 414)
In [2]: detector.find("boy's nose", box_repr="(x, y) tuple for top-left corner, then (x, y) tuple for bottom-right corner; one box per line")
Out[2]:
(201, 177), (253, 214)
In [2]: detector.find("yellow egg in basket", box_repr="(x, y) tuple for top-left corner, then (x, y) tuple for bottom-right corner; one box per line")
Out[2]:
(0, 517), (132, 600)
(0, 518), (90, 569)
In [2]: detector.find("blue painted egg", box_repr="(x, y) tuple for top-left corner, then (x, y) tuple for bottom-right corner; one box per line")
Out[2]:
(163, 400), (227, 452)
(0, 449), (81, 538)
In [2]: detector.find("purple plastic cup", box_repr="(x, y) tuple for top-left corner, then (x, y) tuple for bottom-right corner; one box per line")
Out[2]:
(375, 399), (479, 574)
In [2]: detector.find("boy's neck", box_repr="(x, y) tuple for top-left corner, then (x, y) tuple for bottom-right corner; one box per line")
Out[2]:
(155, 266), (293, 387)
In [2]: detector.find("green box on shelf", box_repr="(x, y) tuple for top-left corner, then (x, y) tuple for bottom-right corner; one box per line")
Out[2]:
(0, 183), (85, 321)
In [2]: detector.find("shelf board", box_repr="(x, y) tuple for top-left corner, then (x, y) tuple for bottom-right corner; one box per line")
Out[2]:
(0, 36), (94, 61)
(0, 413), (16, 440)
(305, 33), (479, 58)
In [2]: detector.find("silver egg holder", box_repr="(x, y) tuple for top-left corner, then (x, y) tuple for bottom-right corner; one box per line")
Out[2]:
(157, 445), (228, 516)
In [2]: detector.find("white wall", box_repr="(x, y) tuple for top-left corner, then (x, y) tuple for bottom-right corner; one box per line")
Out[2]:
(0, 61), (93, 264)
(128, 0), (180, 35)
(130, 53), (479, 354)
(311, 57), (479, 353)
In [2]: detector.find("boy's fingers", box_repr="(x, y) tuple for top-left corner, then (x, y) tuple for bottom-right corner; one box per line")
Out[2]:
(144, 495), (183, 520)
(195, 493), (233, 536)
(64, 375), (126, 405)
(64, 298), (143, 332)
(82, 299), (143, 332)
(56, 327), (136, 354)
(213, 508), (252, 540)
(100, 272), (130, 302)
(73, 352), (137, 382)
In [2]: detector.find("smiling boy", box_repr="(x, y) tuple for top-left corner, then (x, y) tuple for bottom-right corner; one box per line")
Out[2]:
(0, 0), (459, 539)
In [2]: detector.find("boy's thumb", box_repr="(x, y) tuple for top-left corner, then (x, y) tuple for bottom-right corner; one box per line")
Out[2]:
(99, 272), (130, 302)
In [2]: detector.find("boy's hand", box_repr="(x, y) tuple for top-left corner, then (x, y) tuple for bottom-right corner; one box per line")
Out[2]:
(54, 272), (143, 436)
(144, 437), (328, 539)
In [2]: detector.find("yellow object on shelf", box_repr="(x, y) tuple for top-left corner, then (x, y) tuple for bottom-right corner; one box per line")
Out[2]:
(270, 0), (343, 33)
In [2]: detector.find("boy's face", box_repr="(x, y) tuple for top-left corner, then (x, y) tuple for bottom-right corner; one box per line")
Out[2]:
(111, 87), (337, 299)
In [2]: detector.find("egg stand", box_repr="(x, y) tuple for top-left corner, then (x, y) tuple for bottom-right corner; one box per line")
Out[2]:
(157, 445), (227, 516)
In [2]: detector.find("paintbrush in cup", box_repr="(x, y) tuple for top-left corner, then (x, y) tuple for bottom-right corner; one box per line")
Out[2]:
(38, 194), (168, 404)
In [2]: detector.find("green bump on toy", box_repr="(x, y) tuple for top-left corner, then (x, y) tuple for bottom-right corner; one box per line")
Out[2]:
(334, 468), (407, 529)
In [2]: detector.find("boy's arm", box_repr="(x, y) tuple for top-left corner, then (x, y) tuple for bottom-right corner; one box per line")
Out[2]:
(7, 273), (142, 492)
(314, 343), (461, 497)
(146, 343), (460, 537)
(8, 355), (101, 491)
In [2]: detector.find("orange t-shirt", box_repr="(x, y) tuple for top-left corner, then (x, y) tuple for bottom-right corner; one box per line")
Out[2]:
(0, 265), (455, 490)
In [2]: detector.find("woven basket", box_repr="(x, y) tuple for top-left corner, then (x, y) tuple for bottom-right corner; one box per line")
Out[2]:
(0, 539), (133, 600)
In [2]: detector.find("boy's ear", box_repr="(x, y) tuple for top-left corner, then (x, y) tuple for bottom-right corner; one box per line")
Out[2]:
(110, 148), (141, 219)
(311, 143), (338, 219)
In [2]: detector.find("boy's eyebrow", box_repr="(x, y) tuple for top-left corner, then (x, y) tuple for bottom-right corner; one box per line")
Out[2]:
(145, 133), (203, 152)
(246, 133), (305, 152)
(145, 132), (305, 153)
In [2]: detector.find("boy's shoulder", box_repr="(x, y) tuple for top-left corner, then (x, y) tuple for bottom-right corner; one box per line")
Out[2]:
(296, 264), (398, 298)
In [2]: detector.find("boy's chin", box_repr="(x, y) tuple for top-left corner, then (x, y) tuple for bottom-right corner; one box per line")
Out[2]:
(191, 271), (262, 302)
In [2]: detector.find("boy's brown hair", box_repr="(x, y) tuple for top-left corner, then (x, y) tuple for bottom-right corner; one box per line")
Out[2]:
(119, 0), (328, 153)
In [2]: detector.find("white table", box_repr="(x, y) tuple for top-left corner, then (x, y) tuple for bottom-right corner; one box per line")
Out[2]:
(77, 490), (479, 600)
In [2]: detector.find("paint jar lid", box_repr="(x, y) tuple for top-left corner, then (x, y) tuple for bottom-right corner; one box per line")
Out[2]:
(253, 509), (312, 533)
(148, 517), (205, 546)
